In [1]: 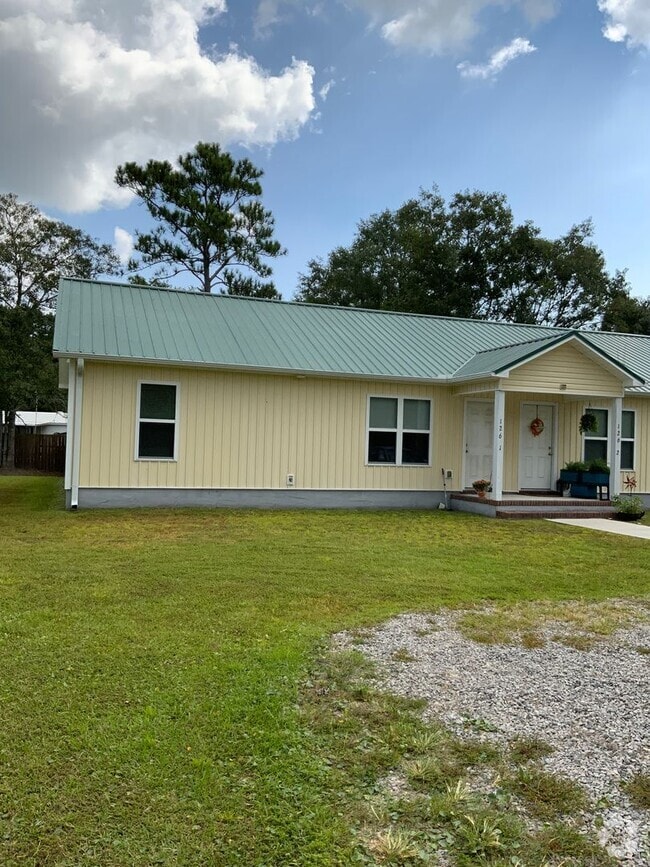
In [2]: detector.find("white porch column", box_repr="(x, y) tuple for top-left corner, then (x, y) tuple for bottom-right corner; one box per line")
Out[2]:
(611, 396), (622, 496)
(492, 389), (505, 499)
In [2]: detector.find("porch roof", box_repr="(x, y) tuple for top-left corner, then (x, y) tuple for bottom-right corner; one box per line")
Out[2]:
(451, 332), (646, 387)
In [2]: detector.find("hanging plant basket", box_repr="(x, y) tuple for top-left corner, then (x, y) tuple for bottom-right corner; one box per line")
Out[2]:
(579, 412), (598, 435)
(530, 417), (545, 437)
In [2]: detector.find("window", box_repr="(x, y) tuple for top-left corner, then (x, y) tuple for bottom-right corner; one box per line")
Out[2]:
(137, 383), (178, 460)
(367, 397), (431, 465)
(583, 408), (608, 463)
(621, 410), (635, 470)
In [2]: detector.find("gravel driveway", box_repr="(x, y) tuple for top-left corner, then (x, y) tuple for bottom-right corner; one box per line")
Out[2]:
(336, 603), (650, 863)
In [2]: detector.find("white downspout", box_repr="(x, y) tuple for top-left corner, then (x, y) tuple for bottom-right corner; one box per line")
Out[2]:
(64, 360), (74, 494)
(611, 396), (622, 497)
(70, 358), (84, 509)
(492, 388), (505, 499)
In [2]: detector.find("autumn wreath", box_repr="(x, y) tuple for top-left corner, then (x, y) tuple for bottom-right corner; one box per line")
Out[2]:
(530, 417), (545, 437)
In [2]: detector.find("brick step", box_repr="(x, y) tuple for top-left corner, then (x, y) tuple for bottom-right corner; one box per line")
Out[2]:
(495, 506), (616, 520)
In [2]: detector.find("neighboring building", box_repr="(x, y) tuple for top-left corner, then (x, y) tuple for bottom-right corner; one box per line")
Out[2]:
(15, 412), (68, 436)
(53, 277), (650, 510)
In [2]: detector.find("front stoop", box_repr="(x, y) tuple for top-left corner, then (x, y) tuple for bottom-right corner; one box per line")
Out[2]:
(450, 492), (616, 520)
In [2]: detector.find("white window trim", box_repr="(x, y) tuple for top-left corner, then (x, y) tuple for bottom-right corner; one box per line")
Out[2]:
(135, 380), (180, 462)
(621, 408), (636, 471)
(582, 406), (608, 461)
(365, 395), (432, 467)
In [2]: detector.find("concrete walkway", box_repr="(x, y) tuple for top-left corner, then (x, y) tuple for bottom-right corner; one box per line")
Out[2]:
(548, 517), (650, 539)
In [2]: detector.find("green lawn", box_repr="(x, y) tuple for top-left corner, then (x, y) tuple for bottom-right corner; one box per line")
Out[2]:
(1, 476), (648, 866)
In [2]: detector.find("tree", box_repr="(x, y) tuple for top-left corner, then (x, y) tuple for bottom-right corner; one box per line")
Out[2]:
(115, 142), (285, 298)
(297, 187), (627, 329)
(0, 193), (120, 311)
(0, 193), (119, 467)
(0, 307), (64, 467)
(601, 286), (650, 335)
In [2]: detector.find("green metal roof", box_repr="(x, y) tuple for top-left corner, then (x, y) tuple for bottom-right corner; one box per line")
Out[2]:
(452, 334), (566, 378)
(53, 278), (650, 390)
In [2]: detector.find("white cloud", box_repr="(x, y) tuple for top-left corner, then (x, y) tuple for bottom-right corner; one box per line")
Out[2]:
(598, 0), (650, 47)
(113, 226), (134, 264)
(458, 36), (536, 79)
(254, 0), (323, 37)
(0, 1), (315, 211)
(319, 79), (335, 100)
(351, 0), (557, 54)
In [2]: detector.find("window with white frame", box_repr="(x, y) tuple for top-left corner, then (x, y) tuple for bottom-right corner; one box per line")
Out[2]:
(137, 383), (178, 460)
(367, 397), (431, 465)
(583, 408), (608, 463)
(621, 410), (635, 470)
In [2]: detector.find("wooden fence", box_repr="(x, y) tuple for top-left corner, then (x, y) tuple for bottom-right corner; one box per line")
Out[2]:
(15, 434), (66, 474)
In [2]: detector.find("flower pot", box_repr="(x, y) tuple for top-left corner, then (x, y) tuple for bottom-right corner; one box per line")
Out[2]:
(477, 490), (486, 499)
(560, 470), (580, 483)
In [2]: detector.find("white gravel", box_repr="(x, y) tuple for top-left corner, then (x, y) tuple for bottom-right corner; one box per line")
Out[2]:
(335, 604), (650, 864)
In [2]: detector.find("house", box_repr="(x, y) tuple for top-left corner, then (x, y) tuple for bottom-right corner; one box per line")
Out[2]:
(53, 277), (650, 511)
(15, 411), (68, 436)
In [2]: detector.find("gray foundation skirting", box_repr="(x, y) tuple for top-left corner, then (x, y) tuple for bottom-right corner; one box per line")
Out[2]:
(72, 487), (447, 510)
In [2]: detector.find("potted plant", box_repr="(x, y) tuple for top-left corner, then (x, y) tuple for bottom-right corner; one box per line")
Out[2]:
(579, 412), (598, 435)
(583, 458), (610, 486)
(472, 479), (491, 499)
(611, 494), (646, 522)
(571, 458), (609, 499)
(559, 460), (587, 484)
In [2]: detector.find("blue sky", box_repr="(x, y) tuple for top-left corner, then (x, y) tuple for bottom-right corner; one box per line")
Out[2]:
(1, 1), (649, 300)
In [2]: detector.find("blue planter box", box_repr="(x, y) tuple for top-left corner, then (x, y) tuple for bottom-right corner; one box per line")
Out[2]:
(582, 472), (609, 486)
(560, 470), (580, 483)
(570, 483), (597, 499)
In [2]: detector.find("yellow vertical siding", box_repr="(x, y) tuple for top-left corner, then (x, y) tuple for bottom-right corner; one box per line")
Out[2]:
(619, 397), (649, 492)
(79, 362), (464, 490)
(77, 362), (650, 493)
(503, 343), (624, 396)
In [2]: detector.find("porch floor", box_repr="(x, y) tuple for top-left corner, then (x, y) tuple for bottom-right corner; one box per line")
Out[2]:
(450, 491), (616, 520)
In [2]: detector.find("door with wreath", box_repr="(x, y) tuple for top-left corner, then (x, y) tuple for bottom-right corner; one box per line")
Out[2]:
(519, 403), (555, 490)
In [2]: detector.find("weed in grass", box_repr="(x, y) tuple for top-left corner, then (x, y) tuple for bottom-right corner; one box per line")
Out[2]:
(456, 813), (504, 858)
(404, 757), (447, 790)
(458, 599), (645, 648)
(527, 823), (617, 865)
(449, 737), (501, 767)
(554, 633), (596, 651)
(508, 736), (555, 764)
(507, 768), (588, 820)
(392, 647), (417, 663)
(408, 728), (445, 754)
(463, 716), (499, 733)
(366, 828), (420, 862)
(636, 645), (650, 656)
(621, 772), (650, 809)
(521, 631), (546, 649)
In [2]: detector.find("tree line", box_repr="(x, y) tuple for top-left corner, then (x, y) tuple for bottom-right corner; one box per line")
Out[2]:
(2, 142), (649, 467)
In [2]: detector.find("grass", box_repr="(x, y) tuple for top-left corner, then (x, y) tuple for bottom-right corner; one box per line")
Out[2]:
(1, 476), (649, 865)
(622, 773), (650, 809)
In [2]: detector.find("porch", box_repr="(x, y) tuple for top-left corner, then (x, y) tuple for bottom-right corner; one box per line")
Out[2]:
(450, 491), (616, 520)
(452, 333), (643, 503)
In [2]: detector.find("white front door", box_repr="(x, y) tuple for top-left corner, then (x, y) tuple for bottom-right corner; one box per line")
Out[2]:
(464, 401), (494, 488)
(519, 403), (554, 490)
